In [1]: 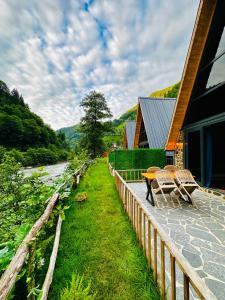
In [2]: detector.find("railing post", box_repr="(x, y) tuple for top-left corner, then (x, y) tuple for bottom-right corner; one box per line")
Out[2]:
(161, 240), (165, 299)
(147, 219), (152, 269)
(154, 228), (157, 281)
(143, 213), (146, 255)
(139, 207), (142, 246)
(136, 204), (140, 240)
(170, 254), (176, 300)
(184, 274), (189, 300)
(131, 196), (134, 228)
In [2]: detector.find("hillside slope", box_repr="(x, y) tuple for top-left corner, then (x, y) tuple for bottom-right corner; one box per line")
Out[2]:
(57, 124), (82, 147)
(0, 80), (67, 151)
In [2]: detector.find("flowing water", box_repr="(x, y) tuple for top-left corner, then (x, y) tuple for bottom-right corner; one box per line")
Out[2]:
(22, 162), (69, 184)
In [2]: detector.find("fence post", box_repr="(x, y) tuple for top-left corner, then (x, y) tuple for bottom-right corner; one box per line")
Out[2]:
(161, 240), (165, 299)
(154, 228), (157, 281)
(147, 220), (152, 269)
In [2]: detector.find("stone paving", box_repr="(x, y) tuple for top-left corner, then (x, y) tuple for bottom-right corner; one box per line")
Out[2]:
(128, 182), (225, 300)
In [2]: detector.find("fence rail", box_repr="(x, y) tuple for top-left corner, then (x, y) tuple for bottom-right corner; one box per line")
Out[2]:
(117, 169), (146, 182)
(0, 161), (90, 300)
(114, 169), (216, 300)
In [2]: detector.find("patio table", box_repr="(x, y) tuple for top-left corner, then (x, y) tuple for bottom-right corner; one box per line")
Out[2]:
(142, 172), (177, 206)
(142, 172), (196, 206)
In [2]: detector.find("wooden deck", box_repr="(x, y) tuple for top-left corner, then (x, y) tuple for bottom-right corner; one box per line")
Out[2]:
(128, 182), (225, 300)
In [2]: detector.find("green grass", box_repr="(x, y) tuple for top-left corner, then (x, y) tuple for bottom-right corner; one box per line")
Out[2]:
(49, 158), (160, 300)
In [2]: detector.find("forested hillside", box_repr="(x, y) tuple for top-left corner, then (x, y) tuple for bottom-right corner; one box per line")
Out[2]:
(57, 124), (82, 147)
(0, 80), (69, 165)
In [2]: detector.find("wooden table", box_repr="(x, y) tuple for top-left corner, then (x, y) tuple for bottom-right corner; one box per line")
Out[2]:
(142, 172), (195, 206)
(142, 173), (158, 206)
(142, 173), (178, 206)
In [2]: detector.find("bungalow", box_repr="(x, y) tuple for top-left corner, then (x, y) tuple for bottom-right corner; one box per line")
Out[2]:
(123, 121), (136, 149)
(166, 0), (225, 188)
(133, 97), (176, 163)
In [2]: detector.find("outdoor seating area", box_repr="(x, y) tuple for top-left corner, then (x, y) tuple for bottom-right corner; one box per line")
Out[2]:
(142, 165), (199, 208)
(113, 164), (225, 299)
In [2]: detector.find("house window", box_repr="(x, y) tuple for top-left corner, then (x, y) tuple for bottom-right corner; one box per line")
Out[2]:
(205, 52), (225, 89)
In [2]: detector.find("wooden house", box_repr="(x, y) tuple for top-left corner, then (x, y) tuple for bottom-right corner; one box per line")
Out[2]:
(134, 97), (176, 163)
(166, 0), (225, 188)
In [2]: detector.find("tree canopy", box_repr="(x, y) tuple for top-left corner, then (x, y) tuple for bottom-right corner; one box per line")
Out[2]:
(80, 91), (112, 157)
(0, 80), (67, 151)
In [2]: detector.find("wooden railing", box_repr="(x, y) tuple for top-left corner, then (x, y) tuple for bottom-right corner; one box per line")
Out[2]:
(114, 170), (216, 300)
(116, 169), (146, 182)
(0, 161), (91, 300)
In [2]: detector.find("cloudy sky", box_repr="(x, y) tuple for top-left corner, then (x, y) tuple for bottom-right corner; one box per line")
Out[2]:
(0, 0), (199, 130)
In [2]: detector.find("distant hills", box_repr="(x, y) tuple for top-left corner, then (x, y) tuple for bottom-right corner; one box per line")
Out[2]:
(56, 124), (82, 147)
(58, 82), (180, 146)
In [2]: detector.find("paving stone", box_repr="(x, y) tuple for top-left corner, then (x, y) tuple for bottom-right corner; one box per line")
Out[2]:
(211, 230), (225, 243)
(201, 248), (225, 265)
(218, 205), (225, 211)
(168, 219), (180, 224)
(170, 231), (190, 245)
(204, 262), (225, 282)
(186, 226), (219, 243)
(205, 278), (225, 300)
(197, 270), (207, 278)
(210, 243), (225, 254)
(189, 224), (210, 232)
(191, 238), (211, 249)
(182, 249), (202, 268)
(199, 221), (224, 230)
(183, 244), (201, 255)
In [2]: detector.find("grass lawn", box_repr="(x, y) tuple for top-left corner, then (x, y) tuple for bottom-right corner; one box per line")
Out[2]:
(49, 158), (160, 300)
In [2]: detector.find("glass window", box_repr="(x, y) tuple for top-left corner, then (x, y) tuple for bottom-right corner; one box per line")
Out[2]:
(206, 53), (225, 90)
(216, 27), (225, 57)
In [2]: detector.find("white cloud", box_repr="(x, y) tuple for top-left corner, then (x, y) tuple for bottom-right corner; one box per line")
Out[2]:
(0, 0), (198, 129)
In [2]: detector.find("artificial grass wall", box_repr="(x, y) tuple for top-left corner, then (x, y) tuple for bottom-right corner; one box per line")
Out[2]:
(109, 149), (166, 170)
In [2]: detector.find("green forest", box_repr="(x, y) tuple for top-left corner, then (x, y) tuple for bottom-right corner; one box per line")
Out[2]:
(0, 80), (69, 166)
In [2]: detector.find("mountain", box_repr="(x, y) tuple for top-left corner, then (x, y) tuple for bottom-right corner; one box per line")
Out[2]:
(0, 80), (67, 151)
(149, 82), (180, 98)
(58, 82), (180, 146)
(57, 124), (82, 147)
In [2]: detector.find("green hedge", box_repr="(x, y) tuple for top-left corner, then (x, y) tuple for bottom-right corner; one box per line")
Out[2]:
(109, 149), (166, 170)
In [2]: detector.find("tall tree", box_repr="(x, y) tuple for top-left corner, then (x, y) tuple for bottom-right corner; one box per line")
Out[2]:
(80, 91), (112, 158)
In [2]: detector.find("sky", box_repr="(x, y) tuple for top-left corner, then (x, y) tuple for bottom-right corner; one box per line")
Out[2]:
(0, 0), (199, 130)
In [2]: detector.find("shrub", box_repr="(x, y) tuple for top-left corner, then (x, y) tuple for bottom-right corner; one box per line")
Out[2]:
(0, 146), (6, 162)
(7, 148), (24, 164)
(60, 273), (96, 300)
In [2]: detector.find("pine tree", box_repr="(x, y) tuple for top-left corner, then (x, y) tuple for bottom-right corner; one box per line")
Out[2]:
(80, 91), (112, 158)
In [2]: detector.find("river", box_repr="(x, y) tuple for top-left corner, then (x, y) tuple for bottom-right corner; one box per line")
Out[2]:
(22, 162), (69, 184)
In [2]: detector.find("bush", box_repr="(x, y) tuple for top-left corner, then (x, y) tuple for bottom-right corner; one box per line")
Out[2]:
(0, 146), (69, 167)
(7, 148), (25, 164)
(60, 273), (96, 300)
(0, 146), (6, 162)
(108, 149), (166, 170)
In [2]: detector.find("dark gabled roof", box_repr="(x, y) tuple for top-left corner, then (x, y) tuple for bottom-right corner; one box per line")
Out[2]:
(125, 121), (136, 149)
(139, 97), (176, 148)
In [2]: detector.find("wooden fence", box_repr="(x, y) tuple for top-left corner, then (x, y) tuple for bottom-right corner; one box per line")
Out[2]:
(0, 161), (90, 300)
(114, 169), (216, 300)
(117, 169), (146, 182)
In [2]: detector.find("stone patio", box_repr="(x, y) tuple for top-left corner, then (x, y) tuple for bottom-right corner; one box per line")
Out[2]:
(128, 182), (225, 300)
